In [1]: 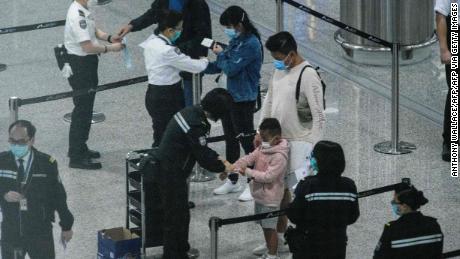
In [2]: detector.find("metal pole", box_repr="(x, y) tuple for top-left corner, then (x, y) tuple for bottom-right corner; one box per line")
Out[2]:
(9, 96), (19, 124)
(210, 217), (220, 259)
(190, 74), (215, 182)
(276, 0), (284, 32)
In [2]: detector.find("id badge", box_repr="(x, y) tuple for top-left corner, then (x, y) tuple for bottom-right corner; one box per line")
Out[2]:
(20, 198), (28, 211)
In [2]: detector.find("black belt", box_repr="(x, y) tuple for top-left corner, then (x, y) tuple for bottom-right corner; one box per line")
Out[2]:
(148, 81), (181, 89)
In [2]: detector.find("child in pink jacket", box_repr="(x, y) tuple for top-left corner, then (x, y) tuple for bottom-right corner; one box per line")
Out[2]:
(234, 118), (289, 259)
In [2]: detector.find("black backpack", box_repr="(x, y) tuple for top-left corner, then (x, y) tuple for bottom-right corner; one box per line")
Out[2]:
(295, 65), (326, 109)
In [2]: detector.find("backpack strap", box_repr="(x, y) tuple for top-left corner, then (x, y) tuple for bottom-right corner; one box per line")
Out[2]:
(295, 65), (312, 103)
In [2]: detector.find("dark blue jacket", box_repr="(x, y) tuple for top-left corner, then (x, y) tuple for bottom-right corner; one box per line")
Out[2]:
(205, 33), (262, 102)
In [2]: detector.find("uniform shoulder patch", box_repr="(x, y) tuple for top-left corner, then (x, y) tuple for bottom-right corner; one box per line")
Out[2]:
(174, 47), (181, 55)
(49, 156), (56, 163)
(78, 10), (85, 17)
(79, 19), (87, 29)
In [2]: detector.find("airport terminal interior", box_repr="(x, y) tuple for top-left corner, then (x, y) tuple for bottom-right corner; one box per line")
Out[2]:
(0, 0), (457, 258)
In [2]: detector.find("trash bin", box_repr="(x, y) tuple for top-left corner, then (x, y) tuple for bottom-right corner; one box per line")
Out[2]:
(334, 0), (437, 65)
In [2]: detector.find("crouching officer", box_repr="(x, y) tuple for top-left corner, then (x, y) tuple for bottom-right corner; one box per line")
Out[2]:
(145, 88), (234, 259)
(0, 120), (74, 259)
(373, 185), (443, 259)
(286, 141), (359, 259)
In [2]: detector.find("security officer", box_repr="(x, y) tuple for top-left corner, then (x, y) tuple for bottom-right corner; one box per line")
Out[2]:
(139, 10), (208, 147)
(114, 0), (212, 107)
(0, 120), (74, 259)
(286, 141), (360, 259)
(373, 185), (443, 259)
(146, 88), (234, 258)
(64, 0), (124, 169)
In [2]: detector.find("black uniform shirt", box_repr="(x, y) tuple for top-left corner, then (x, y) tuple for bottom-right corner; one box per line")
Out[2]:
(0, 149), (74, 238)
(156, 105), (225, 177)
(373, 211), (443, 259)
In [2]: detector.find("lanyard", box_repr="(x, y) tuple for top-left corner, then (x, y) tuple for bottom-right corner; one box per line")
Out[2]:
(20, 151), (34, 193)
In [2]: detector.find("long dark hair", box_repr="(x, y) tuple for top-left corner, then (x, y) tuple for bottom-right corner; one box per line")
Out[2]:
(219, 6), (261, 42)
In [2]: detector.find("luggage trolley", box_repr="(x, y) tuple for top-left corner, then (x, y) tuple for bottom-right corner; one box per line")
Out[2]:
(125, 149), (163, 256)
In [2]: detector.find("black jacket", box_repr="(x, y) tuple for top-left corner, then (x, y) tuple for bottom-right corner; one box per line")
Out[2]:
(155, 105), (225, 178)
(130, 0), (212, 80)
(0, 148), (74, 240)
(373, 212), (443, 259)
(287, 175), (360, 256)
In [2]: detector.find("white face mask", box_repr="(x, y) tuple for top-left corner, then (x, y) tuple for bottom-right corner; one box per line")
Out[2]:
(261, 142), (271, 149)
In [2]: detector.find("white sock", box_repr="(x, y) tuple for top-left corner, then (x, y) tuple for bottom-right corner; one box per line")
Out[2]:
(266, 253), (278, 259)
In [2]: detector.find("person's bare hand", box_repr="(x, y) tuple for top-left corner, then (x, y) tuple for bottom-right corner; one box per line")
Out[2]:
(108, 43), (125, 52)
(116, 24), (133, 38)
(212, 43), (223, 54)
(253, 133), (262, 148)
(4, 191), (22, 202)
(440, 48), (451, 64)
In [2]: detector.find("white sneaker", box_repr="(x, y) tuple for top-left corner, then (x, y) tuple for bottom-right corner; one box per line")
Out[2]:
(213, 179), (243, 195)
(252, 239), (289, 256)
(238, 185), (253, 201)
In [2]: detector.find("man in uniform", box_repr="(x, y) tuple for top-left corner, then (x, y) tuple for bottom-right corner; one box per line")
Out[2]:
(64, 0), (124, 169)
(114, 0), (212, 107)
(145, 88), (234, 258)
(0, 120), (74, 258)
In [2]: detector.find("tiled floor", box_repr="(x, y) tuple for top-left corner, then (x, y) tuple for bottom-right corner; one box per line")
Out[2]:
(0, 0), (457, 258)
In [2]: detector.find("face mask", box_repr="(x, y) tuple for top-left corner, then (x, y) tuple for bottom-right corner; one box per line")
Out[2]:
(10, 144), (29, 158)
(309, 156), (319, 175)
(170, 30), (182, 44)
(224, 28), (238, 39)
(273, 53), (292, 70)
(261, 142), (271, 149)
(391, 201), (401, 217)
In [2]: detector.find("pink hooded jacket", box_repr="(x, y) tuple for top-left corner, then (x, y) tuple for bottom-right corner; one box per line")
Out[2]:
(234, 139), (289, 207)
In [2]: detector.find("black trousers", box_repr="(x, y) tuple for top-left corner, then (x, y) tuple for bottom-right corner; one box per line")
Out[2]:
(145, 83), (185, 147)
(221, 100), (256, 163)
(152, 168), (190, 259)
(1, 229), (55, 259)
(67, 54), (99, 160)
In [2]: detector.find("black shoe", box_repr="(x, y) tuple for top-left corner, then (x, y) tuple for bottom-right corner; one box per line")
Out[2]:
(187, 248), (200, 259)
(442, 143), (451, 162)
(188, 201), (195, 209)
(86, 149), (101, 159)
(69, 158), (102, 170)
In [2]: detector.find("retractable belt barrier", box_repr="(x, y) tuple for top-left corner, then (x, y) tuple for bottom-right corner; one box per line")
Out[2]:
(17, 76), (148, 106)
(281, 0), (392, 48)
(0, 20), (66, 35)
(212, 178), (410, 228)
(443, 249), (460, 258)
(206, 132), (257, 144)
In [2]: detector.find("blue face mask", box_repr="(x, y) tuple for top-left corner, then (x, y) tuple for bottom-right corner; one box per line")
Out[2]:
(10, 144), (29, 158)
(170, 30), (181, 44)
(309, 156), (319, 175)
(391, 201), (401, 217)
(273, 59), (287, 70)
(224, 28), (238, 39)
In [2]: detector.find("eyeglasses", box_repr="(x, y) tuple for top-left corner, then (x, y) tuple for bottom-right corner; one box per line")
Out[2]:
(8, 138), (30, 145)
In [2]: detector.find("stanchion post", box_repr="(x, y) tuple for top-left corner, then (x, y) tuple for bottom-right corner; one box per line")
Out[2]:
(276, 0), (284, 32)
(374, 0), (416, 154)
(9, 96), (19, 125)
(209, 217), (220, 259)
(190, 74), (215, 182)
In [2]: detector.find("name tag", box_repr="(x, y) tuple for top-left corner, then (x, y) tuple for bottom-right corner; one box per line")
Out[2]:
(20, 198), (28, 211)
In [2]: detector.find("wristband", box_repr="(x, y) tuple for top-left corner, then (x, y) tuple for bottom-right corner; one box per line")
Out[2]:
(107, 35), (112, 43)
